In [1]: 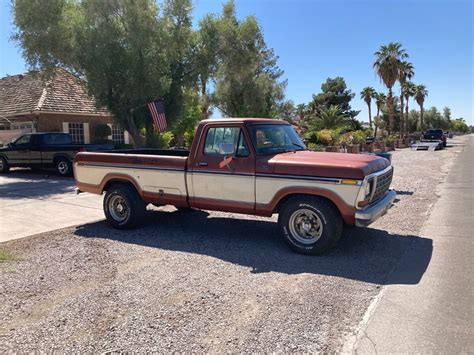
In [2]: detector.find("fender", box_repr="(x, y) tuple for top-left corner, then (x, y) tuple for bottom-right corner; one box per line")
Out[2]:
(255, 186), (356, 225)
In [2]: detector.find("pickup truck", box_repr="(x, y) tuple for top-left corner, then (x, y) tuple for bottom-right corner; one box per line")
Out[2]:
(421, 129), (447, 148)
(74, 118), (396, 255)
(0, 132), (113, 176)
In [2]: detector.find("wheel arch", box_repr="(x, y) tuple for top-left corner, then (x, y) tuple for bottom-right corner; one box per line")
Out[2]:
(53, 153), (73, 164)
(257, 186), (356, 225)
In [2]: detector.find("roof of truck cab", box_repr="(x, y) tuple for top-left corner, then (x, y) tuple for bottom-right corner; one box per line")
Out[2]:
(199, 118), (289, 125)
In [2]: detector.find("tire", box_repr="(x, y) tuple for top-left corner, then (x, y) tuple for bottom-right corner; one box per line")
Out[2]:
(0, 156), (10, 174)
(55, 157), (72, 176)
(278, 196), (343, 255)
(103, 184), (146, 229)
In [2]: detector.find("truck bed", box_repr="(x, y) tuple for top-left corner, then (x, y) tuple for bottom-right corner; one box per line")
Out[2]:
(74, 149), (190, 206)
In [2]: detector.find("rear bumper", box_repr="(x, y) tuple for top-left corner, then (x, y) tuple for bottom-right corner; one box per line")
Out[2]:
(355, 190), (397, 227)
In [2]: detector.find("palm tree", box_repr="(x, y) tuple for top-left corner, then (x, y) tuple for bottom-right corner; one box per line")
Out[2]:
(374, 92), (386, 137)
(308, 105), (350, 131)
(398, 61), (415, 137)
(360, 87), (377, 129)
(414, 84), (428, 130)
(373, 42), (408, 135)
(402, 81), (416, 134)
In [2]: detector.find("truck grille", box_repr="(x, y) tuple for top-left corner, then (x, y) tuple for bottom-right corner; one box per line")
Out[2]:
(370, 167), (393, 203)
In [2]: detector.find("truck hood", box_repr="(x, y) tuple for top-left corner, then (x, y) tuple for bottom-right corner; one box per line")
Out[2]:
(267, 150), (390, 180)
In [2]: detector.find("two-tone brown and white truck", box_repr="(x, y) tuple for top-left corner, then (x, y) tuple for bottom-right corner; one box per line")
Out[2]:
(74, 118), (396, 255)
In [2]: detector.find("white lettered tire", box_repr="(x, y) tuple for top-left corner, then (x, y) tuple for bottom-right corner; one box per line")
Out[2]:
(278, 196), (343, 255)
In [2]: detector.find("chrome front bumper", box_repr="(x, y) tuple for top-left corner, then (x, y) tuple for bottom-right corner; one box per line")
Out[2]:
(355, 190), (397, 227)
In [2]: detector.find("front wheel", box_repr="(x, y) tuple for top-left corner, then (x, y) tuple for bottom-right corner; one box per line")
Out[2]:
(278, 196), (343, 255)
(103, 185), (147, 229)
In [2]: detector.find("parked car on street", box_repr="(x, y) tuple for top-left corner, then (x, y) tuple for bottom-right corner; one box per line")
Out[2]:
(0, 132), (113, 176)
(74, 118), (396, 255)
(421, 129), (447, 147)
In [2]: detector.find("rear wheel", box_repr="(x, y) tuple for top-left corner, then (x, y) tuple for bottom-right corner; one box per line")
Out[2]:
(104, 185), (146, 229)
(278, 196), (343, 255)
(0, 156), (9, 174)
(55, 157), (72, 176)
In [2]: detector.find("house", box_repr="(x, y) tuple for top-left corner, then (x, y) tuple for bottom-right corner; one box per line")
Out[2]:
(0, 69), (130, 147)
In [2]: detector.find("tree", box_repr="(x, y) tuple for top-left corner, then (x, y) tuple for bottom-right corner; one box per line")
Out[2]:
(451, 118), (469, 133)
(309, 77), (359, 118)
(212, 1), (286, 117)
(13, 0), (175, 147)
(374, 92), (386, 137)
(373, 42), (408, 135)
(398, 61), (414, 136)
(360, 87), (376, 129)
(402, 81), (416, 133)
(195, 14), (221, 120)
(306, 105), (351, 131)
(414, 84), (428, 130)
(442, 106), (451, 121)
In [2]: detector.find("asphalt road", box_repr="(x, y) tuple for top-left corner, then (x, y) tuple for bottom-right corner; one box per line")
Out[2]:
(0, 170), (103, 242)
(353, 134), (473, 353)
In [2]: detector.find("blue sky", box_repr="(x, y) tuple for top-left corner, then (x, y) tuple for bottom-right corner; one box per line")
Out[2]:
(1, 0), (472, 123)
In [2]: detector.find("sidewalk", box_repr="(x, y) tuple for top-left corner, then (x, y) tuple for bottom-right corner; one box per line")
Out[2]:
(353, 135), (474, 353)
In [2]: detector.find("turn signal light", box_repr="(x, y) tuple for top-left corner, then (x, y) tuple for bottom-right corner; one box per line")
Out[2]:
(341, 179), (359, 185)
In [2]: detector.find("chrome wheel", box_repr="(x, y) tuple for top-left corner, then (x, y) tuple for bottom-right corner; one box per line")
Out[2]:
(288, 208), (323, 244)
(57, 161), (69, 175)
(109, 195), (129, 222)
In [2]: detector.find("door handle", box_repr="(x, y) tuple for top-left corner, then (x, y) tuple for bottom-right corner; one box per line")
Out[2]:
(197, 162), (208, 167)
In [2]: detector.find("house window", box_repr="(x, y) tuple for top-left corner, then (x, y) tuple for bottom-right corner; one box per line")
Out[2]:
(111, 124), (125, 144)
(11, 122), (35, 132)
(68, 123), (85, 144)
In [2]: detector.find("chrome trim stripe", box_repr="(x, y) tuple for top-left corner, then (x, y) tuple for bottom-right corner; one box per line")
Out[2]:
(190, 170), (255, 177)
(256, 173), (352, 184)
(82, 163), (184, 172)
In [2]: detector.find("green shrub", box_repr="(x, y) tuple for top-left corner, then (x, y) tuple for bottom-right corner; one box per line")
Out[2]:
(352, 130), (368, 144)
(160, 131), (175, 149)
(183, 130), (195, 148)
(317, 129), (335, 146)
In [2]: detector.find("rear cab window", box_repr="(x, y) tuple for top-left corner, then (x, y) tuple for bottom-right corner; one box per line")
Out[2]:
(42, 133), (73, 145)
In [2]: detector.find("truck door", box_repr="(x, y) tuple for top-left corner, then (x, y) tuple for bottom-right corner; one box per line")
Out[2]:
(189, 125), (256, 214)
(8, 134), (32, 166)
(29, 135), (43, 167)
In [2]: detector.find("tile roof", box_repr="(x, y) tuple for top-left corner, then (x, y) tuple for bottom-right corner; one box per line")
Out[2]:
(0, 69), (111, 117)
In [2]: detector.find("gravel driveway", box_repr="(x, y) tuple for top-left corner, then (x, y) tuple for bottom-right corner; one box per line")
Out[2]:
(0, 138), (466, 352)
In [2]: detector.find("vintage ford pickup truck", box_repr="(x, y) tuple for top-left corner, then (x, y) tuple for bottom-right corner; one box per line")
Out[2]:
(74, 118), (396, 254)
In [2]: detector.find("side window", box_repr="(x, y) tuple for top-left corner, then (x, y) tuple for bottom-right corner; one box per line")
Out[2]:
(204, 127), (243, 156)
(14, 135), (31, 146)
(236, 130), (250, 157)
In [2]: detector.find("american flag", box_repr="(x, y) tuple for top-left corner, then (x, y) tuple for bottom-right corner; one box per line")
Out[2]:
(147, 100), (167, 132)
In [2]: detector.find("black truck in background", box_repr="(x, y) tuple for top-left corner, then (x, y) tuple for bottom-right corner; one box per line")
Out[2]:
(421, 129), (447, 147)
(0, 132), (113, 176)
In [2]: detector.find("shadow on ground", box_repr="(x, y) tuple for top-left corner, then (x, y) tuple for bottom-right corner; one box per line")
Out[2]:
(0, 169), (74, 199)
(74, 209), (432, 285)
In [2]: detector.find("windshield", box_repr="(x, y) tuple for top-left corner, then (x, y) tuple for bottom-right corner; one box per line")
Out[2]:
(248, 124), (306, 155)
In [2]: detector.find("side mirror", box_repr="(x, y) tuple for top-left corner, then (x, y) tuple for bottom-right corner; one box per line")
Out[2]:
(7, 143), (13, 148)
(219, 143), (235, 155)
